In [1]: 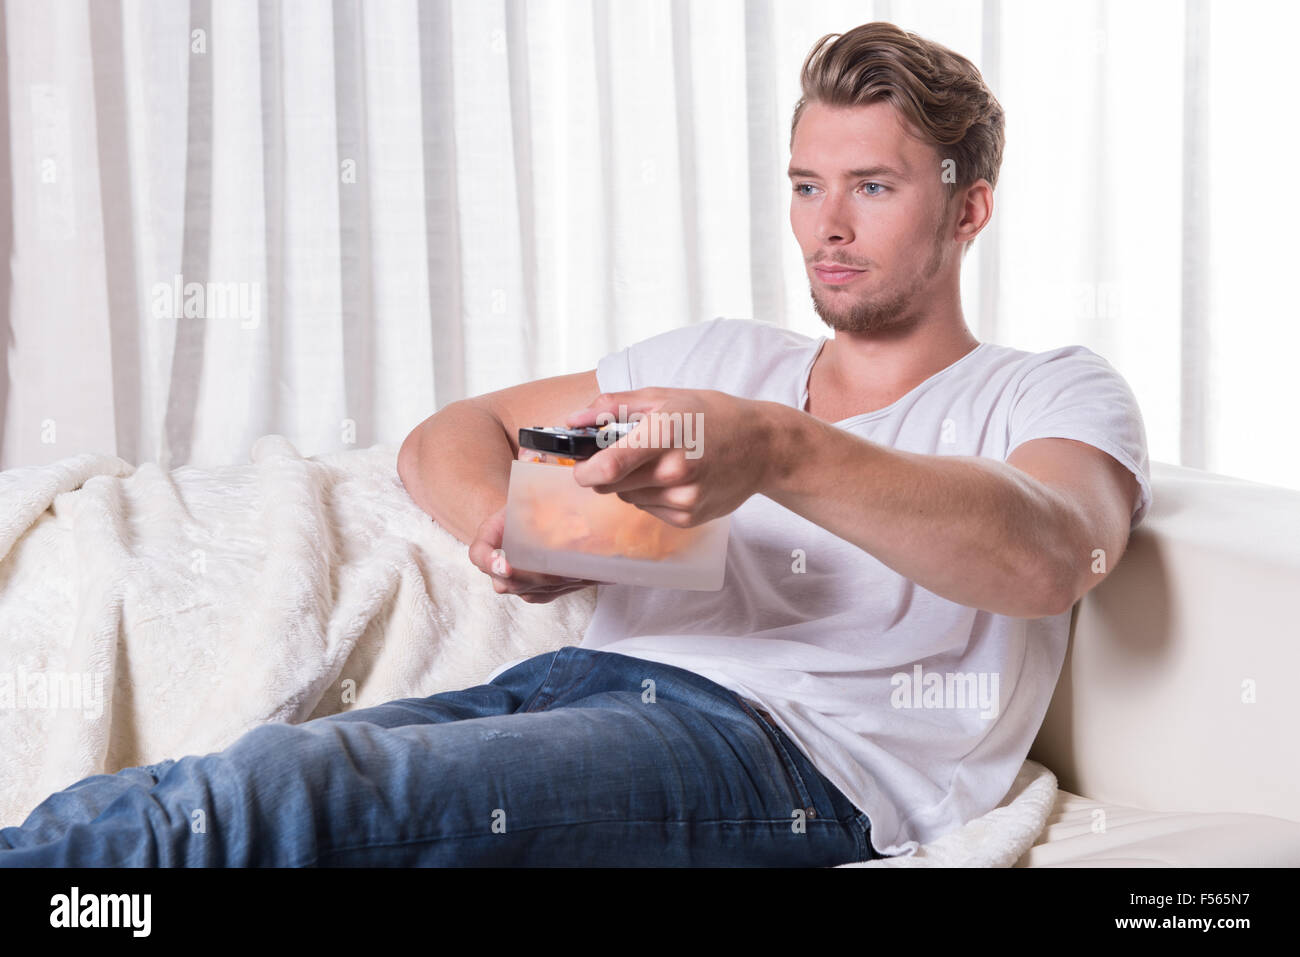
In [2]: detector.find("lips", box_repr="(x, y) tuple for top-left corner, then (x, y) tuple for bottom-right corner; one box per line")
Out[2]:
(813, 265), (865, 284)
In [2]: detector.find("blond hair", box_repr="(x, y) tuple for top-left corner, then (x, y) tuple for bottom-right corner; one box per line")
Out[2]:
(791, 22), (1005, 202)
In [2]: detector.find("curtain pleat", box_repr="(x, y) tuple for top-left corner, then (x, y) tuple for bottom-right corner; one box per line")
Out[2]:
(88, 0), (142, 466)
(0, 0), (1293, 491)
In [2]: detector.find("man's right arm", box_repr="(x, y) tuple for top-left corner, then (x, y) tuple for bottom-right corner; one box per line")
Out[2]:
(397, 369), (604, 545)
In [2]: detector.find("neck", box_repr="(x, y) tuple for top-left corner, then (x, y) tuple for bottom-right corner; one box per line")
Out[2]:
(817, 290), (980, 405)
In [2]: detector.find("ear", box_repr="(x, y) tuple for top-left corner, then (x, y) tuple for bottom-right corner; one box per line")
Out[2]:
(952, 179), (994, 244)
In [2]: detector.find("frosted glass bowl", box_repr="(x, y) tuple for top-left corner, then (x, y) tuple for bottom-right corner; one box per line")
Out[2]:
(501, 459), (730, 591)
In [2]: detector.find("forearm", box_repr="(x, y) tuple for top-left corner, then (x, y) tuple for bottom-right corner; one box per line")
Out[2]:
(397, 400), (513, 545)
(760, 402), (1075, 618)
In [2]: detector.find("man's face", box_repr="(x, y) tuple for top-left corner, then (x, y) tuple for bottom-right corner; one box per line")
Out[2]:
(788, 100), (954, 336)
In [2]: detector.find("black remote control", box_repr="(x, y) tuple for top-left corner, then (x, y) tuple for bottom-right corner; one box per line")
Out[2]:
(518, 423), (636, 460)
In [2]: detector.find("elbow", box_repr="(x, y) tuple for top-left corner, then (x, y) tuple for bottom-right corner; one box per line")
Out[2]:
(396, 402), (473, 516)
(397, 415), (435, 505)
(1032, 489), (1090, 619)
(1040, 586), (1078, 619)
(1036, 554), (1082, 619)
(396, 429), (418, 495)
(1004, 579), (1074, 620)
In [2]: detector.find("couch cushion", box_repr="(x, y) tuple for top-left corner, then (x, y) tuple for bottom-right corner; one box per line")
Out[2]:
(1016, 789), (1300, 867)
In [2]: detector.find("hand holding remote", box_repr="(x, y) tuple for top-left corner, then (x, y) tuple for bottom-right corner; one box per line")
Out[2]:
(469, 505), (604, 603)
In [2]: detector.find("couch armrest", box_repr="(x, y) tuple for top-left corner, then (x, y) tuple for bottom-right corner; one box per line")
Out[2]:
(1029, 461), (1300, 823)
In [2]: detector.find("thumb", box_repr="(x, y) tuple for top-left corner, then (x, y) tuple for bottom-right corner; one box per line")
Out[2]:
(469, 507), (508, 573)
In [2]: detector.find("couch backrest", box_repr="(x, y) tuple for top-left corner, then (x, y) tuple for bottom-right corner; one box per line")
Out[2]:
(1029, 461), (1300, 823)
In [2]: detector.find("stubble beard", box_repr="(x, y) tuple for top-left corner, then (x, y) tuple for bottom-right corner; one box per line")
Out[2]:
(810, 207), (951, 337)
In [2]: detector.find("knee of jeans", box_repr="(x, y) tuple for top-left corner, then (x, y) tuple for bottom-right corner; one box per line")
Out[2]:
(232, 720), (324, 753)
(188, 721), (339, 800)
(213, 721), (327, 774)
(239, 717), (389, 766)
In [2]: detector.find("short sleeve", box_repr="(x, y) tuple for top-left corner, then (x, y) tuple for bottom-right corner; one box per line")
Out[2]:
(595, 317), (727, 395)
(1005, 346), (1153, 530)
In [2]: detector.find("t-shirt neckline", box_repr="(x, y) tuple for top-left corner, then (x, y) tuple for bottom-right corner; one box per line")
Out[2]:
(797, 337), (989, 427)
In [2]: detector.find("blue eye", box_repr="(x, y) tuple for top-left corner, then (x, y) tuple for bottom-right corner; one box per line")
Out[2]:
(791, 182), (886, 197)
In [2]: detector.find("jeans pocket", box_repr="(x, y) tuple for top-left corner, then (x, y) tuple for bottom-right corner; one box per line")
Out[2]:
(851, 811), (878, 860)
(731, 695), (881, 862)
(731, 694), (818, 820)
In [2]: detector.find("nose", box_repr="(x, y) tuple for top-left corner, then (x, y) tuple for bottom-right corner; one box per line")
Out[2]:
(814, 189), (855, 245)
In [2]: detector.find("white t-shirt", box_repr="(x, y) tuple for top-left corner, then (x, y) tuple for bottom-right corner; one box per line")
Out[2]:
(493, 317), (1152, 858)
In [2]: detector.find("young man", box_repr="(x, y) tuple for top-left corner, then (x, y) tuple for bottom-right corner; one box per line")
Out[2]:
(0, 22), (1148, 867)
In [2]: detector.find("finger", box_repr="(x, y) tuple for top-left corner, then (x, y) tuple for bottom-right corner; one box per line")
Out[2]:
(615, 482), (700, 511)
(520, 577), (602, 593)
(500, 570), (580, 591)
(468, 511), (507, 572)
(571, 434), (665, 490)
(517, 581), (601, 603)
(495, 577), (596, 598)
(564, 390), (664, 429)
(490, 572), (572, 595)
(490, 564), (601, 591)
(588, 456), (660, 494)
(634, 503), (695, 528)
(523, 576), (603, 588)
(520, 582), (591, 597)
(471, 546), (511, 581)
(518, 592), (560, 604)
(588, 453), (694, 496)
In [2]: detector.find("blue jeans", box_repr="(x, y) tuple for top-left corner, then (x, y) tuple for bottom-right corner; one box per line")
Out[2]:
(0, 646), (877, 866)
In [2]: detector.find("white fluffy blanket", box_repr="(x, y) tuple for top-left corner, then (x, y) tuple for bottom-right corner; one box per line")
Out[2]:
(0, 436), (1055, 865)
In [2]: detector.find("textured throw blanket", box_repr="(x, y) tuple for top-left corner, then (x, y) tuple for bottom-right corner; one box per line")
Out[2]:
(0, 436), (1054, 864)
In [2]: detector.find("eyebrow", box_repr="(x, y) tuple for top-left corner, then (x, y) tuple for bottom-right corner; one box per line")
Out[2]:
(787, 165), (909, 181)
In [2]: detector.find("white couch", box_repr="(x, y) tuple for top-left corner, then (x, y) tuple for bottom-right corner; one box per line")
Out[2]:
(1016, 460), (1300, 866)
(4, 444), (1294, 865)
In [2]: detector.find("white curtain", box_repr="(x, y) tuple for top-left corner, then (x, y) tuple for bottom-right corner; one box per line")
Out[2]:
(1, 0), (1296, 491)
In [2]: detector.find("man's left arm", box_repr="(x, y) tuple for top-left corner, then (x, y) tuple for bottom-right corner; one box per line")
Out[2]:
(762, 402), (1137, 619)
(568, 388), (1138, 620)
